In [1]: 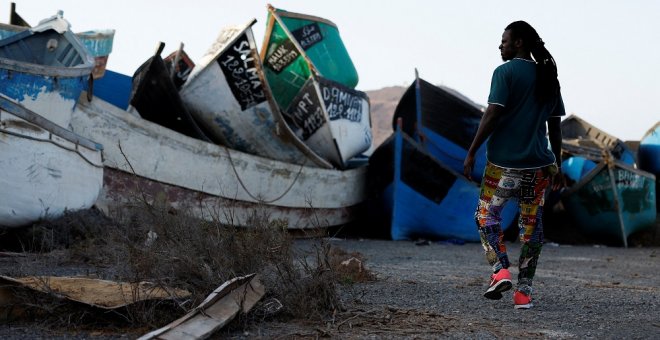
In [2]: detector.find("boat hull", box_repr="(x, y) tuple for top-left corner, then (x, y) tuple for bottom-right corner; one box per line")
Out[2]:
(561, 162), (657, 244)
(285, 76), (372, 168)
(76, 29), (115, 79)
(130, 45), (210, 142)
(91, 69), (132, 110)
(70, 95), (368, 229)
(262, 7), (359, 111)
(0, 96), (103, 228)
(369, 129), (517, 242)
(181, 20), (330, 168)
(392, 78), (486, 182)
(0, 14), (94, 128)
(639, 122), (660, 176)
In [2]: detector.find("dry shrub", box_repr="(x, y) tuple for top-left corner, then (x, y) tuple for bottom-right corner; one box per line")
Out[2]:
(0, 191), (358, 331)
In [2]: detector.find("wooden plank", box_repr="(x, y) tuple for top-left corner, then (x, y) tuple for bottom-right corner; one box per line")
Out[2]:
(139, 274), (265, 340)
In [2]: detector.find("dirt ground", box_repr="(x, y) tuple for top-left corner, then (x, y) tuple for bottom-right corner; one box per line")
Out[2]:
(0, 220), (658, 339)
(216, 238), (659, 339)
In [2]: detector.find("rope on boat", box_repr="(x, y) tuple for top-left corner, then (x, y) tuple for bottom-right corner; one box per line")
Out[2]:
(0, 127), (104, 168)
(223, 145), (306, 204)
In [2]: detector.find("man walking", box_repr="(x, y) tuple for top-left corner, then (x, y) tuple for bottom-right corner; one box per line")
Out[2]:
(463, 21), (565, 309)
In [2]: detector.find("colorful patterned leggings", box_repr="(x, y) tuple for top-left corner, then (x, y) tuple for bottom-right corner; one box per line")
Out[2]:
(475, 162), (552, 291)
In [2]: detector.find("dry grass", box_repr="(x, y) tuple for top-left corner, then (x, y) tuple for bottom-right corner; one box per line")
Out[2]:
(0, 194), (375, 334)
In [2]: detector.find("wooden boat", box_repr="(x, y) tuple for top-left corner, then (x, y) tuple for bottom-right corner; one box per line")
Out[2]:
(560, 157), (656, 247)
(561, 114), (636, 165)
(69, 94), (368, 230)
(261, 5), (359, 110)
(6, 3), (115, 80)
(163, 43), (195, 90)
(180, 19), (331, 168)
(284, 74), (372, 168)
(638, 121), (660, 210)
(75, 29), (115, 79)
(0, 94), (104, 228)
(391, 74), (486, 182)
(367, 122), (517, 241)
(130, 42), (211, 142)
(260, 6), (371, 168)
(0, 11), (94, 128)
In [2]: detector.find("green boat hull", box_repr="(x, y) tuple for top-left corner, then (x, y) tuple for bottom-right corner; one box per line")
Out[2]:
(262, 7), (359, 110)
(562, 161), (656, 245)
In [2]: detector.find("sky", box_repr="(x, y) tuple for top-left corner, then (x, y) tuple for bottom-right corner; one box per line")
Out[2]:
(9, 0), (659, 141)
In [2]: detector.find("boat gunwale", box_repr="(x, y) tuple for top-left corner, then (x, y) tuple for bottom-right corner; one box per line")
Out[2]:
(640, 121), (660, 141)
(0, 94), (102, 151)
(273, 8), (338, 29)
(0, 56), (94, 77)
(560, 159), (656, 197)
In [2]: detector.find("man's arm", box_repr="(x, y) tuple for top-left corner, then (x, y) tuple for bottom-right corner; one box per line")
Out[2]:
(547, 116), (564, 190)
(463, 103), (505, 180)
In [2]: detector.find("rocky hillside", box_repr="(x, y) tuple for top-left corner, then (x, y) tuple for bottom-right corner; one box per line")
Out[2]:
(366, 86), (407, 148)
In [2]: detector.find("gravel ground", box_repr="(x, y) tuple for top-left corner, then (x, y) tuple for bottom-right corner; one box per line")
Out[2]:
(0, 236), (658, 339)
(226, 238), (660, 339)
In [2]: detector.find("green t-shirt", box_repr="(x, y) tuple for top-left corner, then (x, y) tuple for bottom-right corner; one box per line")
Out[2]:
(486, 58), (565, 168)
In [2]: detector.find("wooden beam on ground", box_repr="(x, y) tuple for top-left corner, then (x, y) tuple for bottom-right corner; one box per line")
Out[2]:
(139, 274), (265, 340)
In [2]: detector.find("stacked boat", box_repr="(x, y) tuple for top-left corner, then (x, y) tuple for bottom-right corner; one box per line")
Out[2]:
(66, 6), (372, 230)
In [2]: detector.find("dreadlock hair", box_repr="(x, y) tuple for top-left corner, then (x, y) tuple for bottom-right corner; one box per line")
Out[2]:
(505, 21), (560, 103)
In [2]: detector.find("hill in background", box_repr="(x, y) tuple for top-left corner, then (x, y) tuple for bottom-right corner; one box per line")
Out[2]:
(365, 86), (407, 148)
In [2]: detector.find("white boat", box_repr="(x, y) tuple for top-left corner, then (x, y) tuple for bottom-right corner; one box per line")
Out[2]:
(0, 95), (104, 228)
(284, 74), (372, 168)
(69, 94), (368, 229)
(180, 19), (331, 169)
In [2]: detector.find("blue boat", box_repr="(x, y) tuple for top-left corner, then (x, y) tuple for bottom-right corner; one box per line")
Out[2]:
(5, 3), (114, 80)
(638, 121), (660, 210)
(391, 75), (488, 182)
(559, 117), (657, 246)
(368, 123), (517, 241)
(91, 69), (132, 110)
(0, 11), (94, 128)
(561, 157), (656, 247)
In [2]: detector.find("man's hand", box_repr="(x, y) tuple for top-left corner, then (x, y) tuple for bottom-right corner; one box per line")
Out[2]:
(463, 153), (475, 181)
(551, 167), (565, 191)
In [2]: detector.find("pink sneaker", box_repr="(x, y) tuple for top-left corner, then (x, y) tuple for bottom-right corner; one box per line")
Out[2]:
(513, 290), (533, 309)
(484, 268), (512, 300)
